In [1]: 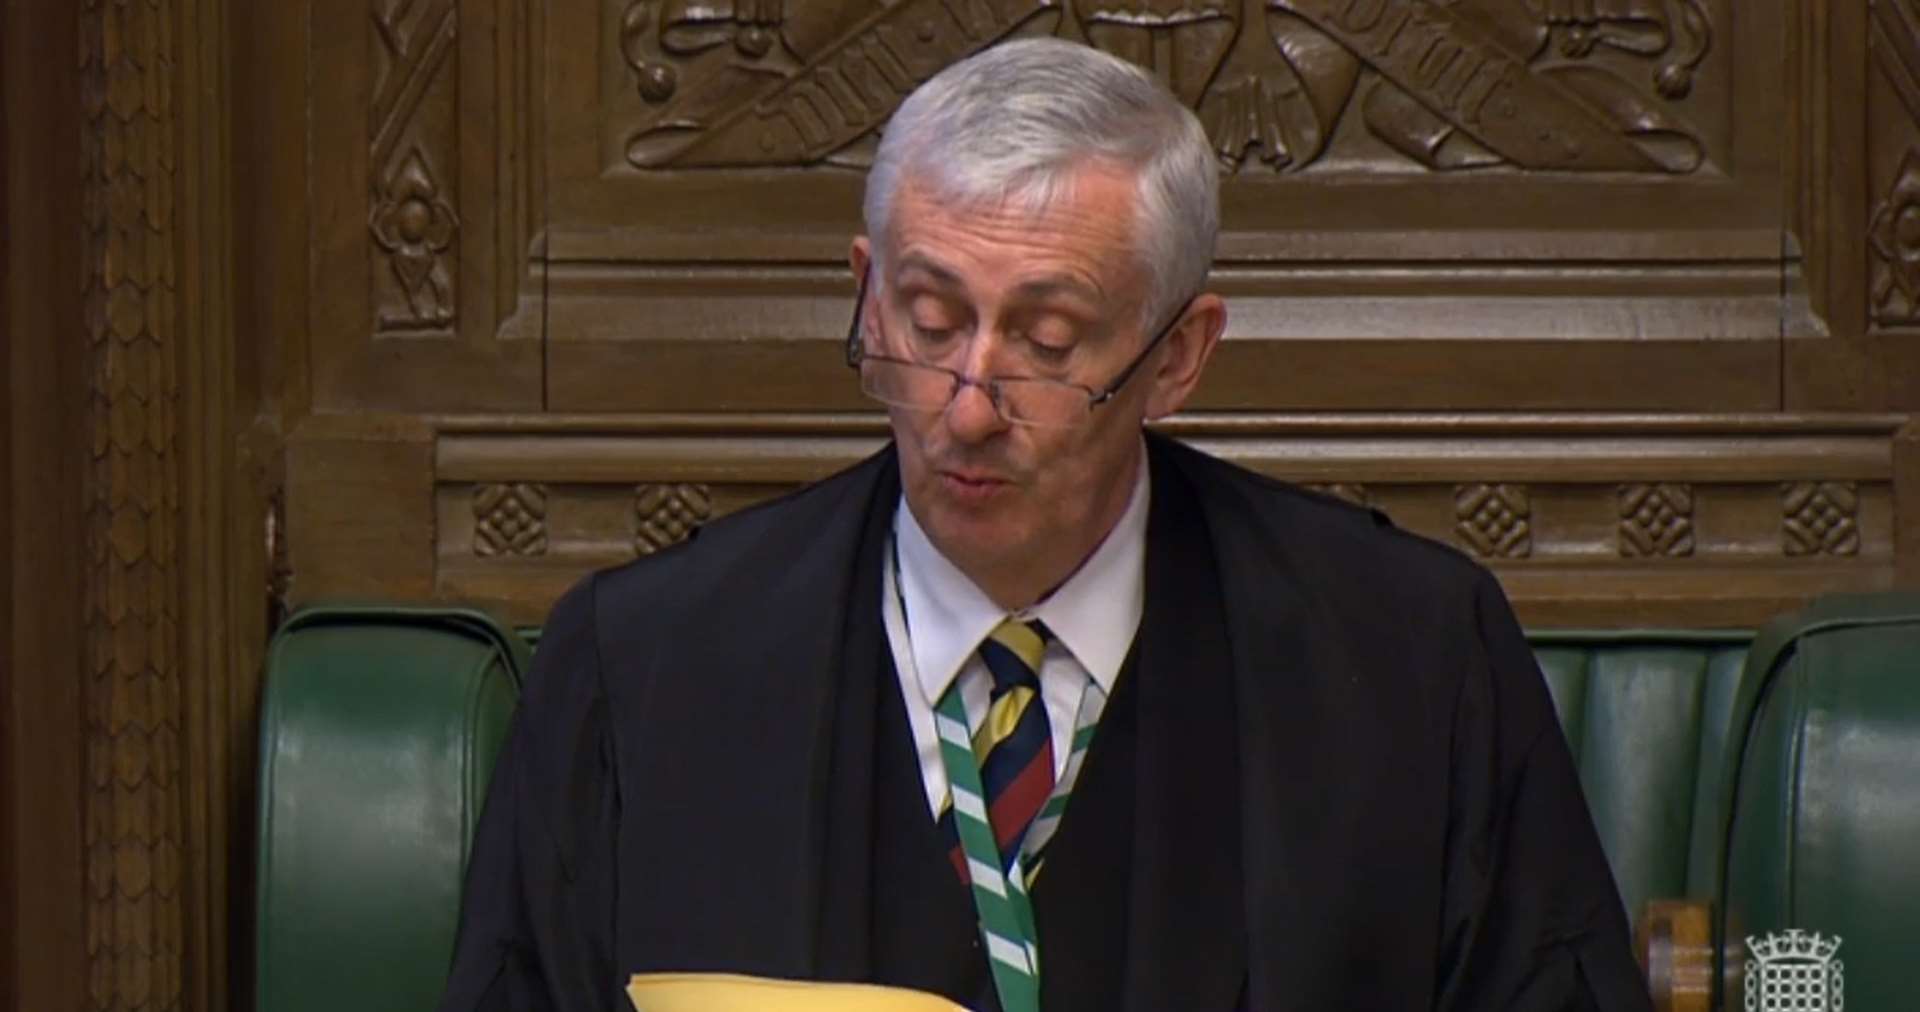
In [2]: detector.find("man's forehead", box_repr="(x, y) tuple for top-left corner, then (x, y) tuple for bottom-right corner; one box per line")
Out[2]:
(877, 169), (1143, 302)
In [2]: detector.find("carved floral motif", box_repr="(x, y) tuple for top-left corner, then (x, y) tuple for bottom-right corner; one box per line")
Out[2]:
(370, 149), (459, 329)
(1869, 149), (1920, 325)
(370, 0), (459, 331)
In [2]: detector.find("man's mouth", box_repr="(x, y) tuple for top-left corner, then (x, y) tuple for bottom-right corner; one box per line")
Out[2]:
(937, 469), (1013, 502)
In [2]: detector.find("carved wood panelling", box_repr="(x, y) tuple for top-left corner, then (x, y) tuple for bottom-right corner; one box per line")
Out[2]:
(1618, 482), (1696, 557)
(612, 0), (1718, 175)
(474, 482), (549, 556)
(1455, 483), (1534, 559)
(1782, 480), (1861, 556)
(370, 0), (461, 333)
(635, 482), (713, 554)
(307, 0), (542, 412)
(543, 0), (1788, 415)
(81, 0), (186, 1007)
(1869, 0), (1920, 329)
(317, 413), (1910, 629)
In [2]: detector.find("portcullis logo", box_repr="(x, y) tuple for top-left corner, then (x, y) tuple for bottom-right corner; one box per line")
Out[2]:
(1745, 929), (1843, 1012)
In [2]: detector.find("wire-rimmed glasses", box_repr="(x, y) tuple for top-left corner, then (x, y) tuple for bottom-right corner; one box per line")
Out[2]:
(843, 268), (1192, 429)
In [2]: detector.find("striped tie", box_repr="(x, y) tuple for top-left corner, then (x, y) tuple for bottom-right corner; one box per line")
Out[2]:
(973, 618), (1055, 871)
(931, 618), (1056, 1012)
(936, 619), (1057, 880)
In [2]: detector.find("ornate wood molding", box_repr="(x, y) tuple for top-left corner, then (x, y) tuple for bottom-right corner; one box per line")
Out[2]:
(307, 0), (544, 413)
(81, 1), (189, 1006)
(76, 0), (250, 1009)
(289, 411), (1913, 631)
(612, 0), (1718, 174)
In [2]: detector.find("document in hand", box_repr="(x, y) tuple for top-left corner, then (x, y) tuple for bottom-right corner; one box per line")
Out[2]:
(626, 973), (969, 1011)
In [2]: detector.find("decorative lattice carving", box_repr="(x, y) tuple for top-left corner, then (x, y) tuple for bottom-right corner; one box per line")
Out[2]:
(1617, 483), (1695, 557)
(82, 0), (187, 1006)
(636, 483), (713, 555)
(1782, 482), (1859, 557)
(1454, 483), (1532, 558)
(370, 0), (459, 331)
(615, 0), (1710, 174)
(474, 484), (549, 557)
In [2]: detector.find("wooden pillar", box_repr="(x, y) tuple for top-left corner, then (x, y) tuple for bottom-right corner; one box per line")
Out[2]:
(71, 0), (253, 1009)
(5, 2), (88, 1009)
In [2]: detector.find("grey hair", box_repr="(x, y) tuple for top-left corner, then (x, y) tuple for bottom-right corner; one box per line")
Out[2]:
(863, 37), (1219, 332)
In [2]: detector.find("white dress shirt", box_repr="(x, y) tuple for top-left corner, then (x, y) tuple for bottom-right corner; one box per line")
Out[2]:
(882, 450), (1149, 816)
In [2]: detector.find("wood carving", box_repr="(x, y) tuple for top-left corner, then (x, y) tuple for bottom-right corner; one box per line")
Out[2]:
(1618, 482), (1694, 558)
(635, 483), (714, 554)
(1455, 483), (1533, 558)
(370, 0), (460, 332)
(615, 0), (1709, 173)
(81, 0), (187, 1007)
(1782, 481), (1860, 557)
(474, 483), (549, 557)
(1869, 0), (1920, 326)
(621, 0), (1066, 168)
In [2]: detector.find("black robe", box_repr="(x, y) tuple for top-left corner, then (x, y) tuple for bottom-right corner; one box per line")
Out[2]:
(437, 434), (1654, 1012)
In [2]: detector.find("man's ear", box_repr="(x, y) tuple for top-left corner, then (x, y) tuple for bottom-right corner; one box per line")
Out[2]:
(1144, 292), (1226, 421)
(849, 237), (872, 285)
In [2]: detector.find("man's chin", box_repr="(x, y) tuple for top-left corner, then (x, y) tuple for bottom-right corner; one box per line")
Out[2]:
(921, 512), (1028, 573)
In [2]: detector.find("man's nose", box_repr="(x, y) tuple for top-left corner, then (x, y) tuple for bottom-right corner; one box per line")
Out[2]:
(942, 334), (1013, 443)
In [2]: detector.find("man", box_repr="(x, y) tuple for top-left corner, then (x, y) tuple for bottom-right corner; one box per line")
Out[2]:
(440, 38), (1653, 1012)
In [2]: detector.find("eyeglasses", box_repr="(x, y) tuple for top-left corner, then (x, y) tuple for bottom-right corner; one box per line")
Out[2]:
(843, 268), (1193, 429)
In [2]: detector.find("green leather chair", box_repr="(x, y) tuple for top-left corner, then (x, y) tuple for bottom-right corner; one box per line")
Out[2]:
(254, 605), (527, 1012)
(253, 601), (1920, 1010)
(1716, 593), (1920, 1012)
(1532, 632), (1752, 931)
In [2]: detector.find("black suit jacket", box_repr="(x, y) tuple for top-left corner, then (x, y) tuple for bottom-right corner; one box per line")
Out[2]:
(439, 434), (1654, 1011)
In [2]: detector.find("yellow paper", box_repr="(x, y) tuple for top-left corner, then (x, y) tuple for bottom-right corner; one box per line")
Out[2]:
(626, 972), (968, 1012)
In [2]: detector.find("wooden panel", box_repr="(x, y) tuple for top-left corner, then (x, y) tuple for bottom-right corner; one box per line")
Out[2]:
(544, 0), (1789, 413)
(4, 0), (88, 1008)
(1786, 0), (1920, 410)
(286, 415), (439, 605)
(545, 261), (1783, 411)
(307, 0), (545, 412)
(276, 413), (1909, 630)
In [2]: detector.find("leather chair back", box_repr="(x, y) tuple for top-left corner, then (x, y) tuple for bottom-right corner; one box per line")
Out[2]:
(250, 615), (1787, 1010)
(254, 605), (527, 1012)
(1720, 593), (1920, 1012)
(1531, 632), (1751, 928)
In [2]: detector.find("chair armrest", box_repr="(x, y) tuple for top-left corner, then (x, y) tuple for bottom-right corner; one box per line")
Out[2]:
(1636, 899), (1745, 1012)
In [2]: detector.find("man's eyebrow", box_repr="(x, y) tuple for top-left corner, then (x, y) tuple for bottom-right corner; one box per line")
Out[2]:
(1009, 273), (1106, 310)
(892, 252), (963, 288)
(891, 254), (1108, 315)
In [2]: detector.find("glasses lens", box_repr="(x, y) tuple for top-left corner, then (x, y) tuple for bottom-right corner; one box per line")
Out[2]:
(996, 378), (1091, 428)
(860, 359), (955, 411)
(859, 360), (1092, 428)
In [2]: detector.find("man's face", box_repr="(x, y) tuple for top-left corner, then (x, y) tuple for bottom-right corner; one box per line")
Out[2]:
(853, 164), (1171, 607)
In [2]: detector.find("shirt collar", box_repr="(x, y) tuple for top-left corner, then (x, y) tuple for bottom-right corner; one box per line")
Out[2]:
(895, 447), (1149, 705)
